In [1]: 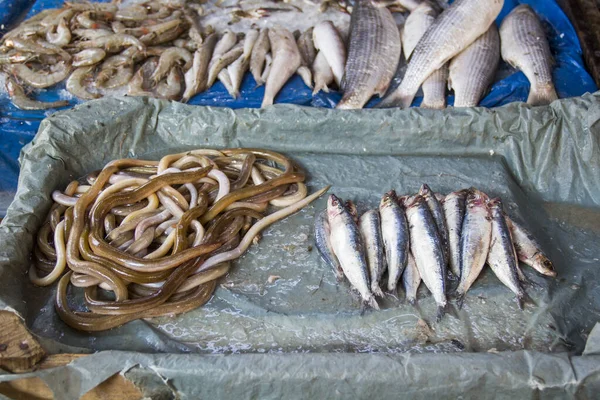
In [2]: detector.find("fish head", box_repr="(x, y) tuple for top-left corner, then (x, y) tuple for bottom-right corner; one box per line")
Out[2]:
(379, 190), (398, 209)
(404, 194), (425, 210)
(534, 254), (557, 277)
(418, 183), (432, 197)
(327, 194), (345, 218)
(466, 189), (489, 209)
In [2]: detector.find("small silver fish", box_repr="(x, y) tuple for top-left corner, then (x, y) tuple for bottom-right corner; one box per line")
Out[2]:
(505, 216), (556, 277)
(420, 184), (450, 267)
(314, 210), (344, 280)
(442, 189), (469, 277)
(379, 190), (410, 294)
(487, 198), (527, 309)
(406, 195), (447, 321)
(456, 189), (492, 308)
(327, 195), (379, 309)
(358, 210), (386, 297)
(402, 252), (421, 305)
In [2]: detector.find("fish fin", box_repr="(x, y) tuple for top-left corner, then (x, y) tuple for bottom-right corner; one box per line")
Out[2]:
(372, 284), (385, 298)
(518, 291), (536, 310)
(527, 84), (558, 106)
(367, 295), (380, 310)
(436, 305), (446, 322)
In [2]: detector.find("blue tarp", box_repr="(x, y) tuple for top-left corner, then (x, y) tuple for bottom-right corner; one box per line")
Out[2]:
(0, 0), (597, 214)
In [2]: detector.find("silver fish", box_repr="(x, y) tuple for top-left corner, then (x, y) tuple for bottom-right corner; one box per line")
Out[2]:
(379, 0), (504, 108)
(442, 189), (468, 277)
(312, 50), (334, 94)
(487, 198), (527, 309)
(182, 33), (218, 102)
(336, 0), (401, 109)
(505, 217), (556, 277)
(380, 190), (410, 294)
(312, 20), (346, 88)
(420, 184), (449, 267)
(262, 26), (302, 107)
(456, 189), (492, 308)
(358, 210), (386, 297)
(250, 28), (270, 86)
(402, 252), (421, 305)
(314, 210), (344, 281)
(449, 25), (500, 107)
(327, 195), (379, 309)
(406, 195), (447, 321)
(500, 5), (557, 106)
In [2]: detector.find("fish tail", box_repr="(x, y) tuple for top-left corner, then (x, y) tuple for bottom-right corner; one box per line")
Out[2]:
(527, 84), (558, 106)
(436, 305), (446, 322)
(372, 283), (385, 298)
(367, 295), (380, 310)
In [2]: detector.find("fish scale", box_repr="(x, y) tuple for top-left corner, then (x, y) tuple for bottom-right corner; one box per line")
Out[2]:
(379, 0), (503, 108)
(337, 0), (400, 109)
(449, 26), (500, 107)
(500, 5), (557, 105)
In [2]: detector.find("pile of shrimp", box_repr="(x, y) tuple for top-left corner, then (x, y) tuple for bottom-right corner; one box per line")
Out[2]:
(31, 147), (329, 331)
(0, 0), (354, 109)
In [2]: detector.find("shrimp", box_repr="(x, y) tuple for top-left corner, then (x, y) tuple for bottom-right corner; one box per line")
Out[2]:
(173, 39), (198, 52)
(65, 2), (117, 13)
(150, 47), (192, 83)
(95, 55), (133, 88)
(0, 51), (36, 64)
(111, 21), (127, 34)
(4, 38), (71, 61)
(139, 24), (185, 46)
(155, 66), (184, 100)
(72, 28), (113, 40)
(10, 62), (71, 88)
(73, 48), (106, 67)
(115, 5), (148, 22)
(66, 65), (101, 99)
(41, 8), (74, 28)
(46, 18), (72, 47)
(124, 19), (183, 38)
(76, 11), (113, 30)
(5, 76), (69, 110)
(129, 57), (158, 96)
(76, 34), (145, 53)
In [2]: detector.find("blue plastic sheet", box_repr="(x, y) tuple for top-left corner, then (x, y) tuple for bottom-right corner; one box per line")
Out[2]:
(0, 0), (597, 214)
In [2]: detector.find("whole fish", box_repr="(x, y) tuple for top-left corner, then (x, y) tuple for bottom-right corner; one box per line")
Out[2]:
(337, 0), (401, 109)
(505, 217), (556, 277)
(405, 195), (447, 321)
(312, 20), (346, 88)
(250, 28), (270, 86)
(456, 189), (492, 308)
(314, 210), (344, 281)
(419, 184), (449, 266)
(327, 195), (379, 309)
(182, 33), (218, 102)
(379, 190), (410, 294)
(442, 189), (468, 277)
(449, 25), (500, 107)
(262, 26), (301, 107)
(312, 50), (334, 94)
(487, 198), (527, 309)
(207, 41), (243, 89)
(379, 0), (504, 108)
(499, 5), (557, 105)
(402, 252), (421, 305)
(358, 210), (385, 297)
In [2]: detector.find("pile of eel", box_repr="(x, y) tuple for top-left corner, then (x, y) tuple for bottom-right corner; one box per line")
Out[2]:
(31, 147), (328, 331)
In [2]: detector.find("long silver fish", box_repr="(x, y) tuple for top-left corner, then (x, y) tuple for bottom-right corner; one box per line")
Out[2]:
(182, 33), (218, 102)
(406, 195), (447, 321)
(505, 216), (556, 277)
(456, 189), (492, 308)
(250, 28), (270, 86)
(314, 210), (344, 281)
(402, 252), (421, 305)
(500, 5), (557, 106)
(449, 25), (500, 107)
(379, 190), (409, 294)
(420, 184), (449, 267)
(336, 0), (401, 109)
(442, 189), (468, 277)
(487, 198), (527, 309)
(312, 20), (346, 88)
(358, 210), (385, 297)
(379, 0), (504, 108)
(262, 26), (301, 107)
(327, 195), (379, 309)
